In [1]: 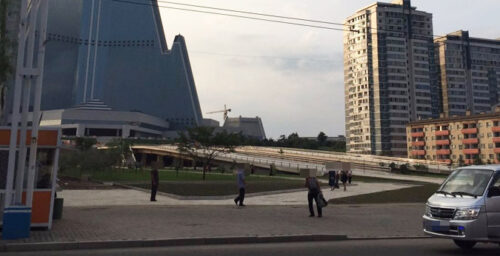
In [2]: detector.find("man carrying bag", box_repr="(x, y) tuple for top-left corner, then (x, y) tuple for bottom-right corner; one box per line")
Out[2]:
(305, 175), (325, 217)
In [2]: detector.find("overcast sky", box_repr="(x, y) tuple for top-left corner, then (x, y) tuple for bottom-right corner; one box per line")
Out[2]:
(159, 0), (500, 139)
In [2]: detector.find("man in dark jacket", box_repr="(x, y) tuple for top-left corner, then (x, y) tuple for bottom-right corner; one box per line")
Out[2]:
(305, 176), (322, 217)
(150, 163), (159, 202)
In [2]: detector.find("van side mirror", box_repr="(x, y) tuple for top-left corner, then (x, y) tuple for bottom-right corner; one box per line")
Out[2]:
(488, 187), (500, 198)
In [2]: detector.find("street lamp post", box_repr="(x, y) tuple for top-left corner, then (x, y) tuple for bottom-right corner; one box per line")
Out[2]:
(3, 0), (49, 240)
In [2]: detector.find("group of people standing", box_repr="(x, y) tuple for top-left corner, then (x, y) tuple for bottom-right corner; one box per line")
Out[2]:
(328, 169), (352, 191)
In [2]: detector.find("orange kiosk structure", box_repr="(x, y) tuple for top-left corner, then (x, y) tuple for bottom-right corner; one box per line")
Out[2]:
(0, 127), (61, 229)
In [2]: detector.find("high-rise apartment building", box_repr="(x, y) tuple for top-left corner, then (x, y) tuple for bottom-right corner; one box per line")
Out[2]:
(344, 0), (438, 156)
(434, 30), (500, 117)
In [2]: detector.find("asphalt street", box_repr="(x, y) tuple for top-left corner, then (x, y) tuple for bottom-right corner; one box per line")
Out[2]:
(3, 238), (500, 256)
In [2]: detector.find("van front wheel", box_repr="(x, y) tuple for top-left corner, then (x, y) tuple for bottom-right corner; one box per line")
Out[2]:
(453, 240), (476, 250)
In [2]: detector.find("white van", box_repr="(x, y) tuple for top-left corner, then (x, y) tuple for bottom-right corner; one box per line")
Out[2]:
(423, 165), (500, 249)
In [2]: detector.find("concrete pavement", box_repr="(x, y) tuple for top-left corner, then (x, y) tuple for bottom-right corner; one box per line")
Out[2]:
(5, 204), (426, 245)
(60, 181), (415, 207)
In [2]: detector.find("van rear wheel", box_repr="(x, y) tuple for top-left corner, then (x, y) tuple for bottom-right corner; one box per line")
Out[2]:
(453, 240), (476, 250)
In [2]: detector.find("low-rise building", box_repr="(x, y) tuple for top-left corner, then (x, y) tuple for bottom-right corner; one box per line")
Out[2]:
(407, 108), (500, 165)
(221, 116), (266, 140)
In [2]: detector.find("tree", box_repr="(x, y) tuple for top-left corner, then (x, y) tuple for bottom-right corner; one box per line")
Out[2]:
(106, 138), (134, 168)
(317, 132), (327, 146)
(0, 1), (12, 121)
(389, 162), (397, 172)
(458, 155), (465, 167)
(74, 137), (97, 151)
(177, 126), (240, 180)
(473, 155), (483, 165)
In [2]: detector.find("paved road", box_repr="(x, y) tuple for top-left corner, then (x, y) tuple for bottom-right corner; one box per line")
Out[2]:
(3, 239), (500, 256)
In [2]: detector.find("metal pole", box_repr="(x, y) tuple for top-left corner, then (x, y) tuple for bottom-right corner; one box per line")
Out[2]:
(14, 0), (41, 204)
(14, 79), (31, 204)
(5, 0), (29, 208)
(26, 0), (49, 208)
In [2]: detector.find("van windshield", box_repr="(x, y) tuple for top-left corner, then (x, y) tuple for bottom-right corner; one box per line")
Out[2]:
(439, 169), (494, 197)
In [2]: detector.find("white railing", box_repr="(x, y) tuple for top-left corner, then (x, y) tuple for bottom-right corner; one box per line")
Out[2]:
(131, 144), (453, 175)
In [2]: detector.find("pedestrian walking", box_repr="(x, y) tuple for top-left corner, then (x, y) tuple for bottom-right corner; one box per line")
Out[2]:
(348, 170), (353, 184)
(150, 163), (159, 202)
(305, 176), (322, 218)
(335, 171), (340, 189)
(234, 163), (246, 207)
(328, 170), (336, 191)
(340, 170), (348, 191)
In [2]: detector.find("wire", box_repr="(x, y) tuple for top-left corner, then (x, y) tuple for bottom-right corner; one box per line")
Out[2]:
(190, 50), (335, 62)
(111, 0), (356, 32)
(154, 0), (346, 26)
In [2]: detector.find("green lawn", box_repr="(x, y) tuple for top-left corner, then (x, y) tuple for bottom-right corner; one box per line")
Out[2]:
(132, 180), (305, 196)
(60, 168), (307, 196)
(328, 183), (440, 204)
(61, 168), (297, 182)
(61, 167), (443, 198)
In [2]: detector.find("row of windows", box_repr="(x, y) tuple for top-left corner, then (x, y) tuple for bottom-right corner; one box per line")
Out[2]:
(47, 33), (156, 47)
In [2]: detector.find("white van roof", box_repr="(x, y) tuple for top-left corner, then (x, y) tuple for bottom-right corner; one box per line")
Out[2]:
(458, 164), (500, 172)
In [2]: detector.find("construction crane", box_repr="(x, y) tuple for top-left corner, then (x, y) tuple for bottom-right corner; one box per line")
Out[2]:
(206, 104), (231, 120)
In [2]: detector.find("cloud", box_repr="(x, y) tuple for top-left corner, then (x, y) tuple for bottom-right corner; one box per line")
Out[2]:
(160, 0), (499, 138)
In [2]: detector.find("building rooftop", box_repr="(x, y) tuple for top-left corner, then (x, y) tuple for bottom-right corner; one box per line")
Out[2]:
(408, 110), (500, 126)
(434, 30), (500, 46)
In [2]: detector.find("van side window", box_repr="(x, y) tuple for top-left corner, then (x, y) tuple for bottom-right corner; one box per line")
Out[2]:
(492, 176), (500, 189)
(489, 175), (500, 197)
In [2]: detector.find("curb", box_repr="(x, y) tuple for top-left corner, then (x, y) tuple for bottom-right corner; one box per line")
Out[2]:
(348, 235), (431, 241)
(0, 234), (348, 252)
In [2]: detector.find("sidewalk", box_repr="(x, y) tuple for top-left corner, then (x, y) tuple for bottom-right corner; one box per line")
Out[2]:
(4, 204), (426, 245)
(60, 181), (414, 207)
(350, 169), (445, 184)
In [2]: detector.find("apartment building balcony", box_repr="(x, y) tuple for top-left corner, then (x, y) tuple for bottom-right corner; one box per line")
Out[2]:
(461, 128), (478, 134)
(411, 132), (425, 137)
(411, 150), (426, 156)
(435, 130), (449, 136)
(436, 149), (451, 155)
(411, 141), (425, 147)
(463, 148), (479, 154)
(462, 138), (479, 144)
(492, 126), (500, 132)
(435, 140), (450, 146)
(495, 148), (500, 154)
(493, 137), (500, 143)
(465, 159), (474, 165)
(437, 159), (451, 164)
